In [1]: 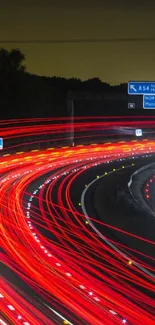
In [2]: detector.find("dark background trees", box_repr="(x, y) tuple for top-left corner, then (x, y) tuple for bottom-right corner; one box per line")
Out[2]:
(0, 48), (25, 75)
(0, 48), (137, 119)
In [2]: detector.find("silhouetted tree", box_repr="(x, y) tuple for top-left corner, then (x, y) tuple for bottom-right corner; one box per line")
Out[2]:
(0, 48), (130, 119)
(0, 48), (25, 75)
(0, 48), (26, 116)
(83, 78), (110, 92)
(9, 49), (25, 72)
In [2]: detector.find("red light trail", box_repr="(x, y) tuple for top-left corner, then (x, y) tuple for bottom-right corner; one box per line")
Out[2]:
(0, 117), (155, 325)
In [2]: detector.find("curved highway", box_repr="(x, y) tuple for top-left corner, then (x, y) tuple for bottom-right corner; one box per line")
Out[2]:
(0, 117), (155, 325)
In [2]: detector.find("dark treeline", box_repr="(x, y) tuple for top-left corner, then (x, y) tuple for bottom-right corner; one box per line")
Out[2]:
(0, 48), (134, 119)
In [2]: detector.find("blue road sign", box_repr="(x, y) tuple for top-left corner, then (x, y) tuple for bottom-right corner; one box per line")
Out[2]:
(0, 138), (3, 149)
(143, 95), (155, 109)
(128, 82), (155, 95)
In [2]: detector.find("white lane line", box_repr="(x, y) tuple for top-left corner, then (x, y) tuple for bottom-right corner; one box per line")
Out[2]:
(0, 320), (8, 325)
(45, 304), (74, 325)
(81, 165), (155, 279)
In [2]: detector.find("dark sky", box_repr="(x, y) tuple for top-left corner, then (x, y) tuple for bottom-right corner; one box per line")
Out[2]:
(1, 0), (155, 84)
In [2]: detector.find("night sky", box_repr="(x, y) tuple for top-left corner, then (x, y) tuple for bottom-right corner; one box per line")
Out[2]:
(1, 0), (155, 84)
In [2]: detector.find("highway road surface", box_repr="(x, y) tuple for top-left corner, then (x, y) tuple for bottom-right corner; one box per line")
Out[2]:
(0, 117), (155, 325)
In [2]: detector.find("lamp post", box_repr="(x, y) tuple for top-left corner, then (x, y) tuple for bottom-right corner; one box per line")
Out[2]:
(67, 92), (74, 147)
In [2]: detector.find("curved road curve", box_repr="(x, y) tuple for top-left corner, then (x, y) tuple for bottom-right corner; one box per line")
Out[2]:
(0, 118), (155, 325)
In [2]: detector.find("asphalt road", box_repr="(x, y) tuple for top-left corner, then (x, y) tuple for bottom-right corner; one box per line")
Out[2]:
(82, 158), (155, 258)
(22, 152), (155, 310)
(1, 140), (155, 325)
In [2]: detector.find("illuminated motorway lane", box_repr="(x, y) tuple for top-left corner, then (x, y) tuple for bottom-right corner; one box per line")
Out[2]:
(0, 119), (155, 325)
(80, 158), (155, 257)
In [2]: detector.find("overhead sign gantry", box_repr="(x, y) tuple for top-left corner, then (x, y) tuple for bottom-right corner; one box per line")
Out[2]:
(128, 81), (155, 109)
